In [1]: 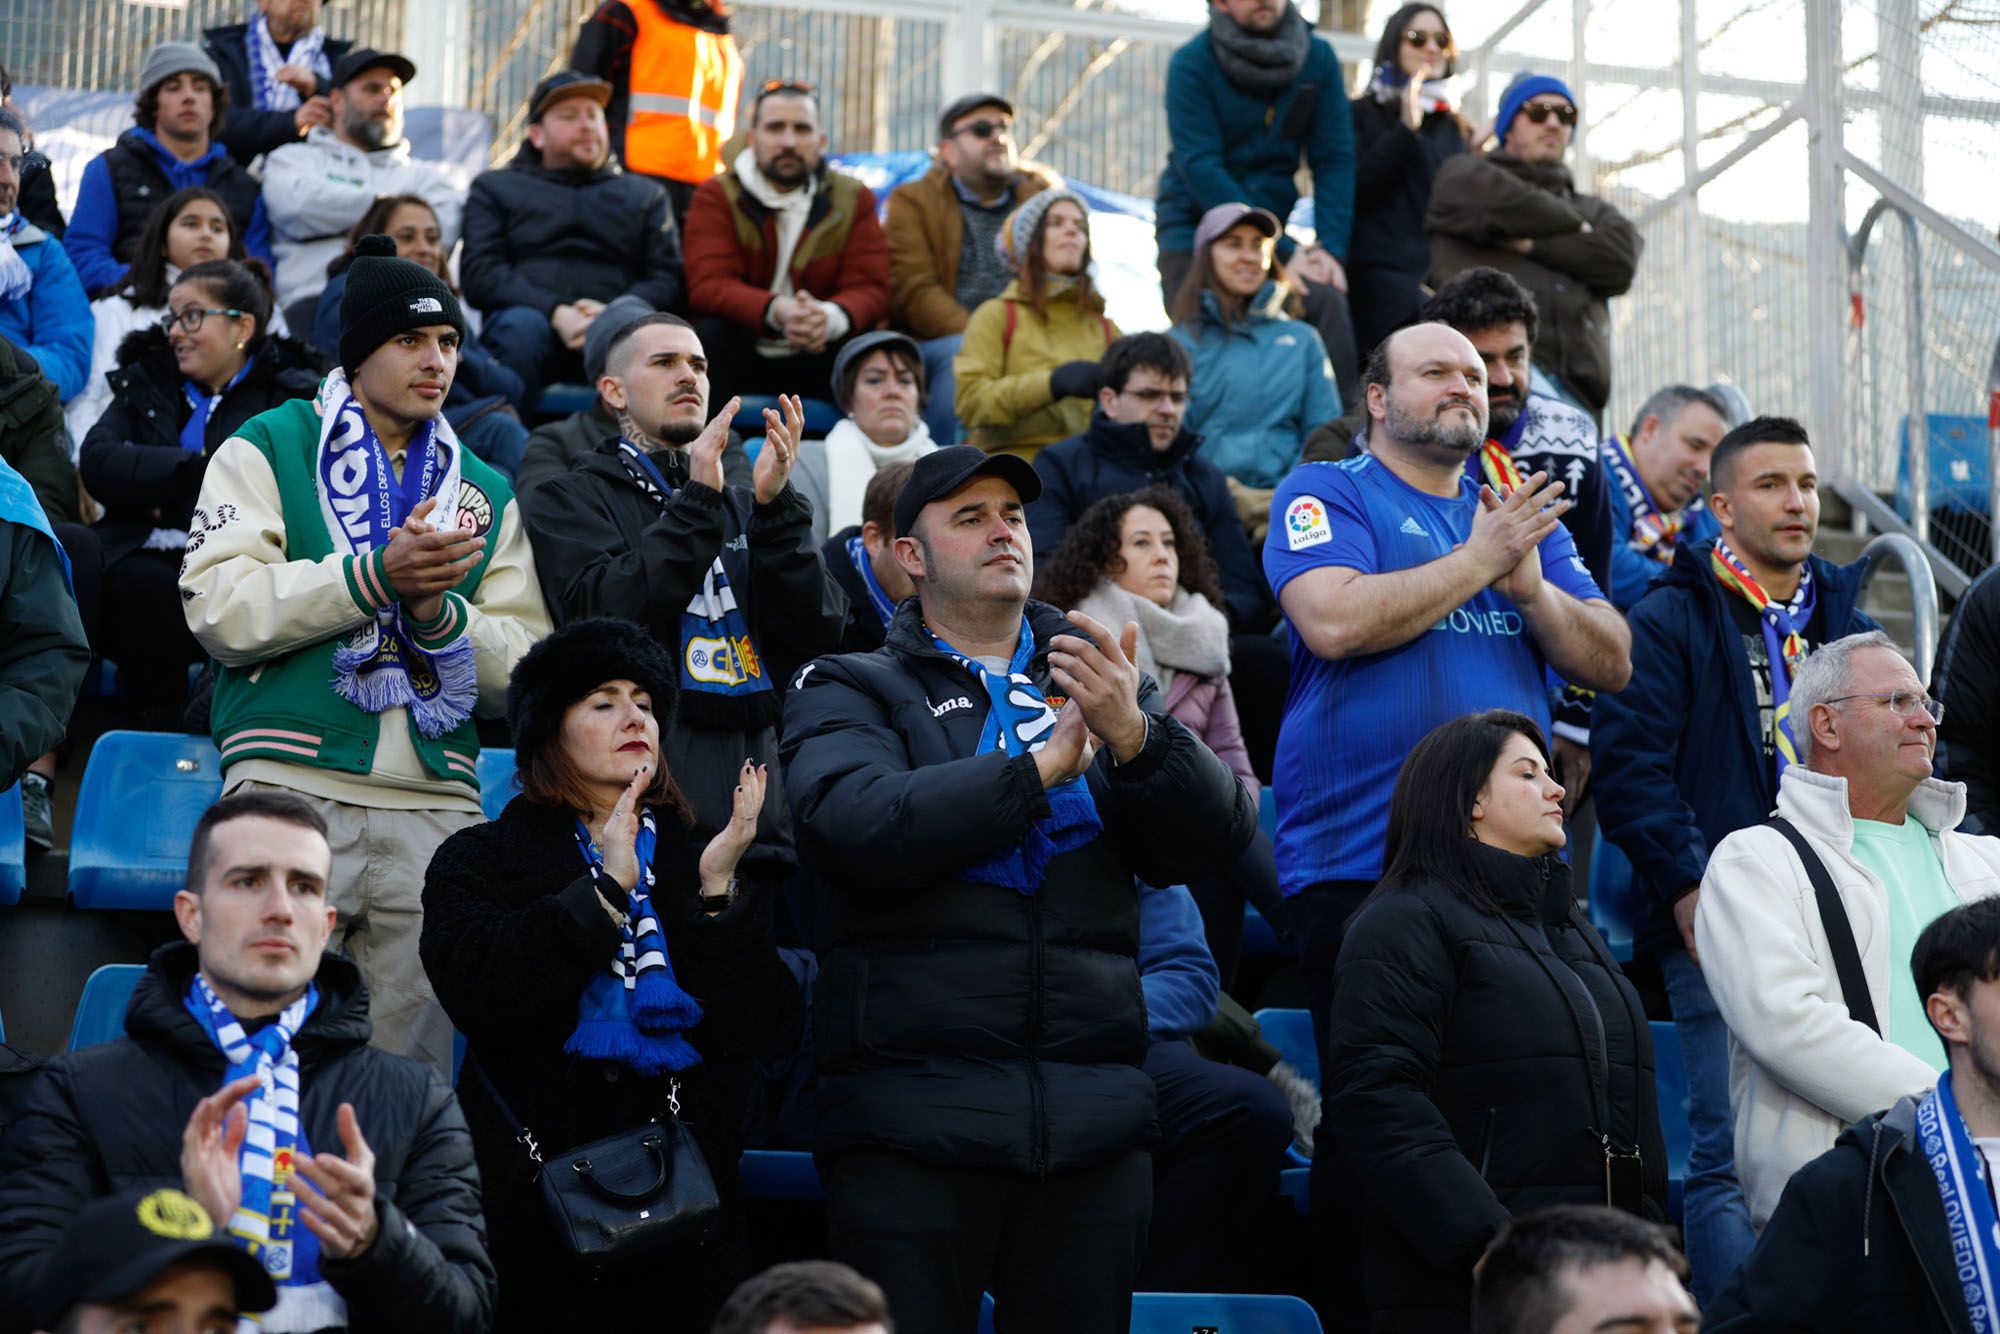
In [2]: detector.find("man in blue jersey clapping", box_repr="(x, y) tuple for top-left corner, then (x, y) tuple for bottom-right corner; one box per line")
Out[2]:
(1262, 320), (1631, 1055)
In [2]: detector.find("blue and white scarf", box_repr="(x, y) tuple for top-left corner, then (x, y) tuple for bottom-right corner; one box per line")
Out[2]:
(1916, 1071), (2000, 1332)
(617, 441), (776, 702)
(185, 974), (345, 1331)
(247, 13), (329, 113)
(570, 807), (704, 1074)
(0, 212), (34, 303)
(931, 616), (1102, 893)
(1711, 537), (1816, 777)
(1602, 431), (1703, 567)
(313, 368), (477, 738)
(844, 531), (897, 628)
(181, 359), (255, 455)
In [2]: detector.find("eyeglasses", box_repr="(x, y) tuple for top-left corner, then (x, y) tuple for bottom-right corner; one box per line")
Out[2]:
(1521, 101), (1579, 127)
(1119, 387), (1189, 406)
(1403, 29), (1450, 51)
(948, 118), (1014, 142)
(160, 306), (246, 336)
(1824, 691), (1946, 723)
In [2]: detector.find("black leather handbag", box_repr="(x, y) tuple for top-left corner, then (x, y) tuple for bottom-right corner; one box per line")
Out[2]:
(472, 1057), (721, 1265)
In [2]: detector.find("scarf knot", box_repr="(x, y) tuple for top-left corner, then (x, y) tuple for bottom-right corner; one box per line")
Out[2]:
(1603, 432), (1697, 565)
(1366, 63), (1457, 114)
(185, 974), (345, 1325)
(570, 807), (704, 1074)
(1208, 1), (1311, 96)
(1711, 538), (1816, 777)
(932, 616), (1102, 893)
(313, 368), (478, 738)
(248, 14), (330, 112)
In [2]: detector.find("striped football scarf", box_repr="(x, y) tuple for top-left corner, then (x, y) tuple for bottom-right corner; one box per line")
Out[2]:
(1711, 538), (1816, 776)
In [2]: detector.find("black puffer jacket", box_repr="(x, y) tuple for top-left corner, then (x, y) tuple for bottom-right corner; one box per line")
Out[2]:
(460, 148), (684, 317)
(1707, 1095), (1967, 1334)
(781, 598), (1257, 1176)
(421, 796), (796, 1330)
(0, 942), (495, 1334)
(203, 21), (353, 164)
(78, 327), (325, 566)
(1324, 843), (1666, 1334)
(1347, 95), (1468, 354)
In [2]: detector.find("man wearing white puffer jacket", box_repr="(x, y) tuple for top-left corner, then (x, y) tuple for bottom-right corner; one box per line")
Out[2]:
(1697, 630), (2000, 1231)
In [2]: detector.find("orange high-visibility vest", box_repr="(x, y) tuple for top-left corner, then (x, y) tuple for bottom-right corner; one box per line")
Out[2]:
(623, 2), (744, 185)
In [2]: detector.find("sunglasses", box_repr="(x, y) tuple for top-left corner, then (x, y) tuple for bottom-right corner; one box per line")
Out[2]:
(1521, 101), (1579, 127)
(758, 79), (815, 96)
(1403, 29), (1450, 51)
(949, 118), (1013, 142)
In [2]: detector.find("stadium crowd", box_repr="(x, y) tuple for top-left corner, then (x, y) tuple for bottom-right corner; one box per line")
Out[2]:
(1, 0), (1997, 1331)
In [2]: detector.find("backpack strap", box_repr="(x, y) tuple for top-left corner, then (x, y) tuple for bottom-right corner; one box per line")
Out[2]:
(1003, 300), (1016, 354)
(1766, 815), (1881, 1036)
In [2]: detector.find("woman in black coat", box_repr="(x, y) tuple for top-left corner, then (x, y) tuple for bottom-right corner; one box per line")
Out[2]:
(420, 618), (795, 1333)
(1347, 3), (1471, 356)
(1320, 709), (1666, 1333)
(78, 255), (322, 706)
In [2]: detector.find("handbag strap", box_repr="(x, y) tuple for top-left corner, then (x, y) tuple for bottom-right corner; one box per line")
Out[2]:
(1766, 815), (1881, 1036)
(467, 1051), (546, 1167)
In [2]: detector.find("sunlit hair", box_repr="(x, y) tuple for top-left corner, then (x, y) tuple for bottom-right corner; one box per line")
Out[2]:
(1034, 484), (1225, 612)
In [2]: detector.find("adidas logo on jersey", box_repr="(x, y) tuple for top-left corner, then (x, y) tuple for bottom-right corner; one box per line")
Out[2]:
(1400, 516), (1429, 537)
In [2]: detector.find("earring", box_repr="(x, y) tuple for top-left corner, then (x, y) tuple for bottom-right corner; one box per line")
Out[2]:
(235, 341), (246, 350)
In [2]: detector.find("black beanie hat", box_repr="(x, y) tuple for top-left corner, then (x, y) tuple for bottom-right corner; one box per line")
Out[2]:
(338, 233), (466, 377)
(506, 619), (680, 766)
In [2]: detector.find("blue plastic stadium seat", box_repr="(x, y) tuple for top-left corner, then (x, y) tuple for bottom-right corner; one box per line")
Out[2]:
(68, 963), (147, 1051)
(1587, 827), (1639, 963)
(1131, 1293), (1322, 1333)
(0, 782), (24, 906)
(476, 748), (517, 822)
(70, 732), (225, 910)
(1254, 1007), (1319, 1096)
(739, 1149), (826, 1201)
(1896, 414), (1990, 516)
(534, 382), (597, 420)
(731, 395), (841, 439)
(1652, 1020), (1692, 1222)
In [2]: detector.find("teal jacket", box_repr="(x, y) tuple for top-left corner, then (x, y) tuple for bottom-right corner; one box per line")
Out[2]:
(1171, 284), (1339, 490)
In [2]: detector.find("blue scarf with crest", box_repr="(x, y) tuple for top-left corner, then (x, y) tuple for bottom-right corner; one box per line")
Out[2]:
(1916, 1071), (2000, 1332)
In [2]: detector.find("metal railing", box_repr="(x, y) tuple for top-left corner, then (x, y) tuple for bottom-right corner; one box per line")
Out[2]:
(1846, 197), (1927, 544)
(1858, 532), (1942, 682)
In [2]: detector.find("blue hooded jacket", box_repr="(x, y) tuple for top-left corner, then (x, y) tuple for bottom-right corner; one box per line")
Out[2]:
(1155, 24), (1355, 260)
(1171, 282), (1338, 491)
(0, 223), (93, 401)
(1591, 540), (1876, 957)
(65, 128), (273, 297)
(1604, 473), (1722, 611)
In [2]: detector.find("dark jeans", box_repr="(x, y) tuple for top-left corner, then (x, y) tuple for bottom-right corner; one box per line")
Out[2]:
(1229, 629), (1289, 785)
(1187, 827), (1284, 992)
(1139, 1038), (1292, 1292)
(692, 315), (846, 411)
(100, 548), (203, 705)
(51, 522), (102, 645)
(1158, 249), (1360, 410)
(826, 1145), (1152, 1334)
(1286, 878), (1379, 1066)
(481, 306), (583, 407)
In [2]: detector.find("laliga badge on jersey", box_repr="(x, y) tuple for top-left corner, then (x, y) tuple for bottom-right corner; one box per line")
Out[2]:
(1285, 495), (1332, 551)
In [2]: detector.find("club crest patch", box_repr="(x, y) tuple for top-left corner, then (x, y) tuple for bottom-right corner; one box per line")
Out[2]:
(1285, 496), (1332, 550)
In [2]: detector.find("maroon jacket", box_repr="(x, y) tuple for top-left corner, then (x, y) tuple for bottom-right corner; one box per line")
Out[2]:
(682, 161), (890, 334)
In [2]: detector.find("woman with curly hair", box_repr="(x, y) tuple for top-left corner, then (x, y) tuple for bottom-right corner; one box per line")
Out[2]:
(1038, 484), (1278, 981)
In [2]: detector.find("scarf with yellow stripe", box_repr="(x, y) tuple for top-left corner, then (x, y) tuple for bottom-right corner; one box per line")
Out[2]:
(1710, 539), (1816, 776)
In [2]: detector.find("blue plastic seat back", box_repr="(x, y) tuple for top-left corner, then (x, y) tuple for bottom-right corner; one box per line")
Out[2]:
(1588, 827), (1640, 963)
(69, 732), (225, 910)
(732, 396), (842, 439)
(68, 963), (147, 1051)
(1652, 1019), (1693, 1220)
(476, 748), (518, 822)
(0, 781), (24, 906)
(1895, 414), (1990, 516)
(1131, 1293), (1323, 1334)
(739, 1149), (826, 1201)
(533, 383), (597, 421)
(1254, 1007), (1320, 1095)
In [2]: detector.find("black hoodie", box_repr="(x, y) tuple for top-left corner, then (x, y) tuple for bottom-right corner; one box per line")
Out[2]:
(0, 942), (495, 1334)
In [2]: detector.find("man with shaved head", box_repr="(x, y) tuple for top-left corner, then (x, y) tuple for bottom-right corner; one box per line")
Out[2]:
(1262, 320), (1631, 1059)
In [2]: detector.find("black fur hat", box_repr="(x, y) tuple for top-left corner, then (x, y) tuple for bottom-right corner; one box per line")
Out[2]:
(506, 619), (679, 764)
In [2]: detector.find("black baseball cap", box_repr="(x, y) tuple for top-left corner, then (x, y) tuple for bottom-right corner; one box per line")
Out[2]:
(529, 70), (613, 123)
(939, 93), (1015, 140)
(33, 1188), (277, 1328)
(331, 48), (417, 88)
(894, 445), (1042, 538)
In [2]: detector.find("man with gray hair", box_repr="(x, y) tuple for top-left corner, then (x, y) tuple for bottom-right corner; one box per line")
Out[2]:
(1697, 630), (2000, 1230)
(1600, 383), (1731, 609)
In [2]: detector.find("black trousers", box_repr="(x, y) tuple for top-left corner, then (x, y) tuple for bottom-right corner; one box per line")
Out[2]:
(1139, 1038), (1292, 1292)
(826, 1145), (1152, 1334)
(1187, 827), (1284, 992)
(1229, 629), (1289, 785)
(692, 315), (847, 412)
(99, 548), (203, 704)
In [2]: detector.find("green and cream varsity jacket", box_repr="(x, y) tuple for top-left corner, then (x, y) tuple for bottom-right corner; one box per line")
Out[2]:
(180, 395), (552, 808)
